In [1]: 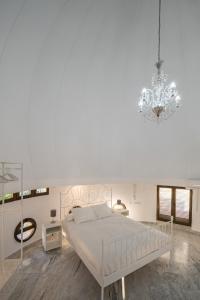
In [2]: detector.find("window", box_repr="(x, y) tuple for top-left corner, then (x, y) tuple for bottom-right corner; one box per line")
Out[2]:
(35, 188), (49, 195)
(0, 193), (14, 201)
(159, 187), (172, 217)
(0, 188), (49, 205)
(19, 190), (32, 198)
(157, 185), (192, 226)
(14, 218), (37, 242)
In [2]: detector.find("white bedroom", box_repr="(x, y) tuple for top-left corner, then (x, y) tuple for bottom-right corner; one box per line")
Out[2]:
(1, 0), (200, 299)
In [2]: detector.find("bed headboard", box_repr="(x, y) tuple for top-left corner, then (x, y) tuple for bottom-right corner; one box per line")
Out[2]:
(60, 184), (112, 220)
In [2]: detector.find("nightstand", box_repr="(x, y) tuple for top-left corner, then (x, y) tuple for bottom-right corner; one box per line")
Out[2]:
(42, 222), (62, 251)
(113, 209), (129, 217)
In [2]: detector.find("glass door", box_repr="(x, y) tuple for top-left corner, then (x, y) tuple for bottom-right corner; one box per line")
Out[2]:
(157, 187), (172, 221)
(175, 188), (192, 225)
(157, 186), (192, 226)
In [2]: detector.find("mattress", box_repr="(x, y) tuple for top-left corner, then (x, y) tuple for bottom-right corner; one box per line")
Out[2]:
(62, 214), (169, 276)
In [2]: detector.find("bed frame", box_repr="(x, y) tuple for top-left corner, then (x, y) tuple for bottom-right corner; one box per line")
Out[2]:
(60, 185), (173, 300)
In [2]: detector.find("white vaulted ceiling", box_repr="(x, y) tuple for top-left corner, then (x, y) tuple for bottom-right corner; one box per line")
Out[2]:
(0, 0), (200, 187)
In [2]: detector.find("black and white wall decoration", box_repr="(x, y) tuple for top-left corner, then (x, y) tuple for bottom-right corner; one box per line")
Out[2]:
(14, 218), (37, 243)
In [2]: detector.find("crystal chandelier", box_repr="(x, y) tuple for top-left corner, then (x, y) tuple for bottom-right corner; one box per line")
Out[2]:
(138, 0), (181, 121)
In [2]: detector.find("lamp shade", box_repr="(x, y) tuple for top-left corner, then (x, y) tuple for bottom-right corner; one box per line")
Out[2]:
(69, 205), (81, 214)
(50, 209), (56, 218)
(113, 200), (126, 210)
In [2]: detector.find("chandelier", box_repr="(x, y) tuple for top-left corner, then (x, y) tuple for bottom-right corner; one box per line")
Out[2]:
(138, 0), (181, 121)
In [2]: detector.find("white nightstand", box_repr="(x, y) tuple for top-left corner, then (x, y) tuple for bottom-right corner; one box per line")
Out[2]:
(42, 222), (62, 251)
(113, 209), (129, 217)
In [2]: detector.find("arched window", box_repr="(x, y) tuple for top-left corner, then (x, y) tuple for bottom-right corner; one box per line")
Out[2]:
(14, 218), (37, 242)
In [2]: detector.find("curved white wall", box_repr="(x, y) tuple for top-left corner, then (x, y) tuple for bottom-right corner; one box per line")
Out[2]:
(1, 182), (200, 257)
(0, 183), (157, 257)
(0, 0), (200, 187)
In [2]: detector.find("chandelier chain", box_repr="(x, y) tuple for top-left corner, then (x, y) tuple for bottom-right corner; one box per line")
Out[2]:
(158, 0), (161, 64)
(138, 0), (181, 121)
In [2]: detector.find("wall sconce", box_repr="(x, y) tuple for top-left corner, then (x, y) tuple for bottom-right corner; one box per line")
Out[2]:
(50, 209), (56, 223)
(113, 200), (129, 216)
(113, 199), (126, 210)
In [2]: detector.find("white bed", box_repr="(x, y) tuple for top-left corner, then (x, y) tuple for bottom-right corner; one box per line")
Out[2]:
(60, 186), (173, 300)
(63, 213), (170, 275)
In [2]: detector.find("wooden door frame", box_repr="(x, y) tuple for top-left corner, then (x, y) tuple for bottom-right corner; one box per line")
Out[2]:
(157, 185), (193, 226)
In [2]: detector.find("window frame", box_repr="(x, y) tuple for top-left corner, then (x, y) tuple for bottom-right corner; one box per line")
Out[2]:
(157, 185), (193, 226)
(33, 188), (49, 197)
(0, 188), (49, 205)
(18, 190), (33, 199)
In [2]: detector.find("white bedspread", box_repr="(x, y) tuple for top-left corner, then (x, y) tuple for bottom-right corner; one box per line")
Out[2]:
(62, 214), (169, 276)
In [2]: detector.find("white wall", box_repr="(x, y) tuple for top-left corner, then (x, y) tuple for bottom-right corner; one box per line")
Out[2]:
(0, 194), (50, 258)
(1, 0), (200, 186)
(0, 183), (157, 258)
(110, 183), (156, 222)
(1, 183), (200, 259)
(192, 189), (200, 232)
(44, 184), (200, 233)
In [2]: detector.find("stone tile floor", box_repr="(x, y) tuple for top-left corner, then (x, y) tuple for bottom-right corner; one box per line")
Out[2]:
(0, 225), (200, 300)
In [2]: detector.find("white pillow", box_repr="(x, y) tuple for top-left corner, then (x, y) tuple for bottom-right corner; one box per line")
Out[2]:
(92, 203), (112, 219)
(72, 206), (96, 224)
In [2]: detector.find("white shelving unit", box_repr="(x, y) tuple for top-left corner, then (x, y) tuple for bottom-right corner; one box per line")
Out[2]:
(42, 222), (62, 251)
(0, 162), (24, 290)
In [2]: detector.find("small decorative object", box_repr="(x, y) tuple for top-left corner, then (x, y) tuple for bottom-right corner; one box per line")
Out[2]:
(14, 218), (37, 243)
(113, 200), (129, 217)
(138, 0), (181, 121)
(50, 209), (56, 223)
(113, 200), (126, 210)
